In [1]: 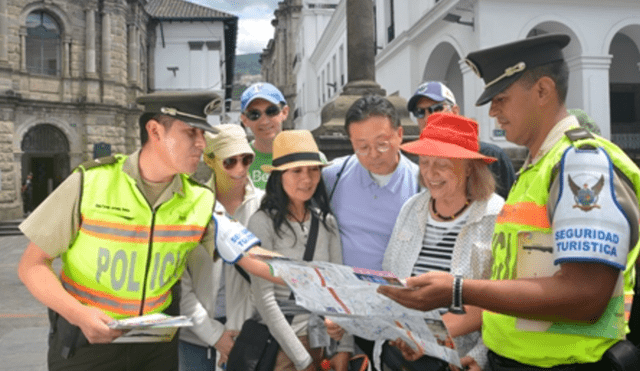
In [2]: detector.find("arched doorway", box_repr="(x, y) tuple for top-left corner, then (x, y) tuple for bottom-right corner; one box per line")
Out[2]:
(21, 124), (70, 209)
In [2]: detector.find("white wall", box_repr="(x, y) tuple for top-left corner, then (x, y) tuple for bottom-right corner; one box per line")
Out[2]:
(154, 22), (224, 91)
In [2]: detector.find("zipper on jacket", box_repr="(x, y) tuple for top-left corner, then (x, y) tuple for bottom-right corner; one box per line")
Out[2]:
(139, 202), (158, 316)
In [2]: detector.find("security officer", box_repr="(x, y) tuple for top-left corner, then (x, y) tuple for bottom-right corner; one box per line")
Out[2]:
(379, 34), (640, 370)
(17, 90), (278, 371)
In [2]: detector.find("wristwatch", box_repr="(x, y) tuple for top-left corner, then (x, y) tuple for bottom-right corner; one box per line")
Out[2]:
(449, 275), (466, 314)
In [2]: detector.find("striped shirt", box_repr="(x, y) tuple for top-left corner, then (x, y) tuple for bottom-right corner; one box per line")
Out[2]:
(411, 208), (470, 276)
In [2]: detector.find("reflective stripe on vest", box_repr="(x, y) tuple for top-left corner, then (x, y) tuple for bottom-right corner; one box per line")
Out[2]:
(61, 155), (213, 319)
(60, 270), (170, 316)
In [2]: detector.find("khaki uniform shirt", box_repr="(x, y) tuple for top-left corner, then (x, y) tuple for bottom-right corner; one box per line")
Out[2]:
(20, 150), (216, 258)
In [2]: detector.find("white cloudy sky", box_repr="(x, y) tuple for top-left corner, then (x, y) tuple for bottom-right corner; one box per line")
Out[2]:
(186, 0), (278, 55)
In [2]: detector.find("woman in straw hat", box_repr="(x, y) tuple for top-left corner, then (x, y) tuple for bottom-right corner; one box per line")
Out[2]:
(180, 124), (264, 371)
(248, 130), (353, 371)
(383, 112), (504, 371)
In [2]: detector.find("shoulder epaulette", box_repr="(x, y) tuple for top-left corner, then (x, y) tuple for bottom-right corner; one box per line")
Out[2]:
(76, 155), (121, 171)
(564, 127), (594, 142)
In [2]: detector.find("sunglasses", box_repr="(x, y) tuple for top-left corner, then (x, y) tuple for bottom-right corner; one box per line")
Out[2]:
(222, 154), (254, 170)
(412, 102), (448, 119)
(244, 105), (281, 121)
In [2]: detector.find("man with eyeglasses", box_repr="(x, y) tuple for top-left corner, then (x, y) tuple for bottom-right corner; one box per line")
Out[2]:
(322, 95), (420, 369)
(408, 81), (515, 199)
(240, 82), (289, 189)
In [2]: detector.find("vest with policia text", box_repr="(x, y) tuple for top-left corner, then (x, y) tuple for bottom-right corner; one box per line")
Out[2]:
(483, 129), (640, 367)
(60, 155), (214, 319)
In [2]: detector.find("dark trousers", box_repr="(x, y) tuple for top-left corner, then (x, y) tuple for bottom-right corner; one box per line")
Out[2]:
(47, 310), (179, 371)
(487, 350), (608, 371)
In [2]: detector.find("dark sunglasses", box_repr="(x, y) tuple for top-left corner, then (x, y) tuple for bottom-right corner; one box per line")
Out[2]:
(244, 105), (281, 121)
(223, 154), (254, 170)
(412, 102), (448, 119)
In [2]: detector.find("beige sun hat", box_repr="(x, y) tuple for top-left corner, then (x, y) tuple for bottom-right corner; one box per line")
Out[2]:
(203, 124), (253, 169)
(261, 130), (330, 173)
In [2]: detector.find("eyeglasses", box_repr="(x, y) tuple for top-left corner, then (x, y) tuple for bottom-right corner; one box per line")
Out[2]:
(354, 141), (391, 156)
(412, 102), (449, 119)
(222, 154), (254, 170)
(244, 105), (281, 121)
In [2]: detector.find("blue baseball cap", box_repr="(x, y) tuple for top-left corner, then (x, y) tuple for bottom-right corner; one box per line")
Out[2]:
(241, 82), (287, 112)
(407, 81), (457, 112)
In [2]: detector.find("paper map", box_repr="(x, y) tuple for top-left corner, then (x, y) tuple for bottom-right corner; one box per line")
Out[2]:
(263, 256), (461, 367)
(107, 313), (193, 343)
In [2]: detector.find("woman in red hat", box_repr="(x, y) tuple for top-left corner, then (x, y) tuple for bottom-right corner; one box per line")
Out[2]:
(383, 112), (505, 371)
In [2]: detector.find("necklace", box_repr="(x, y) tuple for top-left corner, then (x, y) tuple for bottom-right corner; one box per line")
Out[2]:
(289, 208), (309, 231)
(431, 198), (470, 221)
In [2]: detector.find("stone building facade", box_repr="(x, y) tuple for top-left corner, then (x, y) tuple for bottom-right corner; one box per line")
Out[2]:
(0, 0), (148, 221)
(0, 0), (237, 221)
(261, 0), (303, 130)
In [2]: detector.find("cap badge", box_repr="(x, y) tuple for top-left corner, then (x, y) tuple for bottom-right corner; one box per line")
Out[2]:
(204, 97), (222, 115)
(484, 62), (526, 88)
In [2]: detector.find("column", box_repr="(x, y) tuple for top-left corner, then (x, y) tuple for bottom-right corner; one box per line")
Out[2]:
(128, 24), (138, 85)
(0, 0), (8, 65)
(85, 9), (97, 77)
(101, 11), (111, 77)
(63, 37), (71, 77)
(19, 28), (26, 72)
(346, 0), (375, 83)
(566, 55), (613, 138)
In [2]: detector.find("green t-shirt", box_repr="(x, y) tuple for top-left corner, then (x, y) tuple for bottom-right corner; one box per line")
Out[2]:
(249, 143), (272, 190)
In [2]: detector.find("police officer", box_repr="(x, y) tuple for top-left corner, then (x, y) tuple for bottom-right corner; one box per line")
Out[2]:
(17, 91), (279, 371)
(379, 34), (640, 370)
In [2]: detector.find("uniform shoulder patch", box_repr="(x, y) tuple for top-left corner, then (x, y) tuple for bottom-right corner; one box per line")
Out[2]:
(77, 155), (120, 171)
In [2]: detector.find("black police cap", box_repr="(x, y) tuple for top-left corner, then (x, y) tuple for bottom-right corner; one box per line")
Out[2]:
(465, 33), (570, 106)
(136, 90), (222, 133)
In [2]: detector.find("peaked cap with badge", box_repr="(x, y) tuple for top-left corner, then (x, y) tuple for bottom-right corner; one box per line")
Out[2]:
(465, 33), (570, 106)
(136, 90), (222, 133)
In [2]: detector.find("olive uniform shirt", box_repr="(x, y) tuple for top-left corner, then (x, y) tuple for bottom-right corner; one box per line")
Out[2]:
(19, 150), (216, 258)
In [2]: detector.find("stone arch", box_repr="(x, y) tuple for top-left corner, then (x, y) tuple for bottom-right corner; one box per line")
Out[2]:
(19, 123), (71, 209)
(604, 22), (640, 159)
(422, 40), (465, 113)
(20, 2), (71, 32)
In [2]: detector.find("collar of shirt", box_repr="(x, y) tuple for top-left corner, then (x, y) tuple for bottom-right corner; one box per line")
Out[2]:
(521, 115), (580, 170)
(355, 152), (412, 194)
(123, 149), (185, 206)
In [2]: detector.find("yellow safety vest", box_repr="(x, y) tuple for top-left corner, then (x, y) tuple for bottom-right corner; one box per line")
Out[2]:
(60, 155), (214, 319)
(483, 132), (640, 367)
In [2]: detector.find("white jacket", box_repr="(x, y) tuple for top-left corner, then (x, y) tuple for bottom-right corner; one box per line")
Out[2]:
(179, 182), (264, 370)
(382, 190), (504, 369)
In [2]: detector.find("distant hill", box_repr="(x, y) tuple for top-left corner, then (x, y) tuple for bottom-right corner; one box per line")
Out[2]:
(235, 53), (261, 76)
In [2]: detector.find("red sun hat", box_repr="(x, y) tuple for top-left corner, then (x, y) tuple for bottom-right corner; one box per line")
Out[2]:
(401, 112), (497, 164)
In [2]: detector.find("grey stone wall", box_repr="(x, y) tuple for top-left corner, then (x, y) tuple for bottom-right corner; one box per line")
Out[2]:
(0, 0), (148, 221)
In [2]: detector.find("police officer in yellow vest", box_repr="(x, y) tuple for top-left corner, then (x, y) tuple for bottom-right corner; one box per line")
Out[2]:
(17, 90), (280, 371)
(379, 34), (640, 370)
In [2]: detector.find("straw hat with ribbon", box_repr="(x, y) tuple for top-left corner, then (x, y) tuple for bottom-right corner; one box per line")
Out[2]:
(401, 112), (497, 164)
(261, 130), (330, 173)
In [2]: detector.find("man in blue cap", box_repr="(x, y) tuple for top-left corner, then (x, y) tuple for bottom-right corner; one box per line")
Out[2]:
(407, 81), (516, 199)
(380, 33), (640, 370)
(240, 82), (289, 189)
(18, 90), (280, 371)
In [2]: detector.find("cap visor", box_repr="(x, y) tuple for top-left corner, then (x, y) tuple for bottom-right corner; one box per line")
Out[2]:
(475, 75), (521, 106)
(401, 139), (497, 164)
(187, 121), (219, 134)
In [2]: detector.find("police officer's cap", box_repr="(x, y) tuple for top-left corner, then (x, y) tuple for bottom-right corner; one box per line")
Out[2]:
(465, 33), (570, 106)
(136, 90), (222, 133)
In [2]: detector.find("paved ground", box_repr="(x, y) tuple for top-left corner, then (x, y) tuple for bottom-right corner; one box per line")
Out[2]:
(0, 234), (50, 371)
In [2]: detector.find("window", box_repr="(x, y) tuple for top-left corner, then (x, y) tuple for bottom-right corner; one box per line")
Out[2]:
(26, 11), (61, 76)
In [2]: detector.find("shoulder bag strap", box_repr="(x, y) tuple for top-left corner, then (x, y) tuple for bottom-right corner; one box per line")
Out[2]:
(329, 155), (352, 202)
